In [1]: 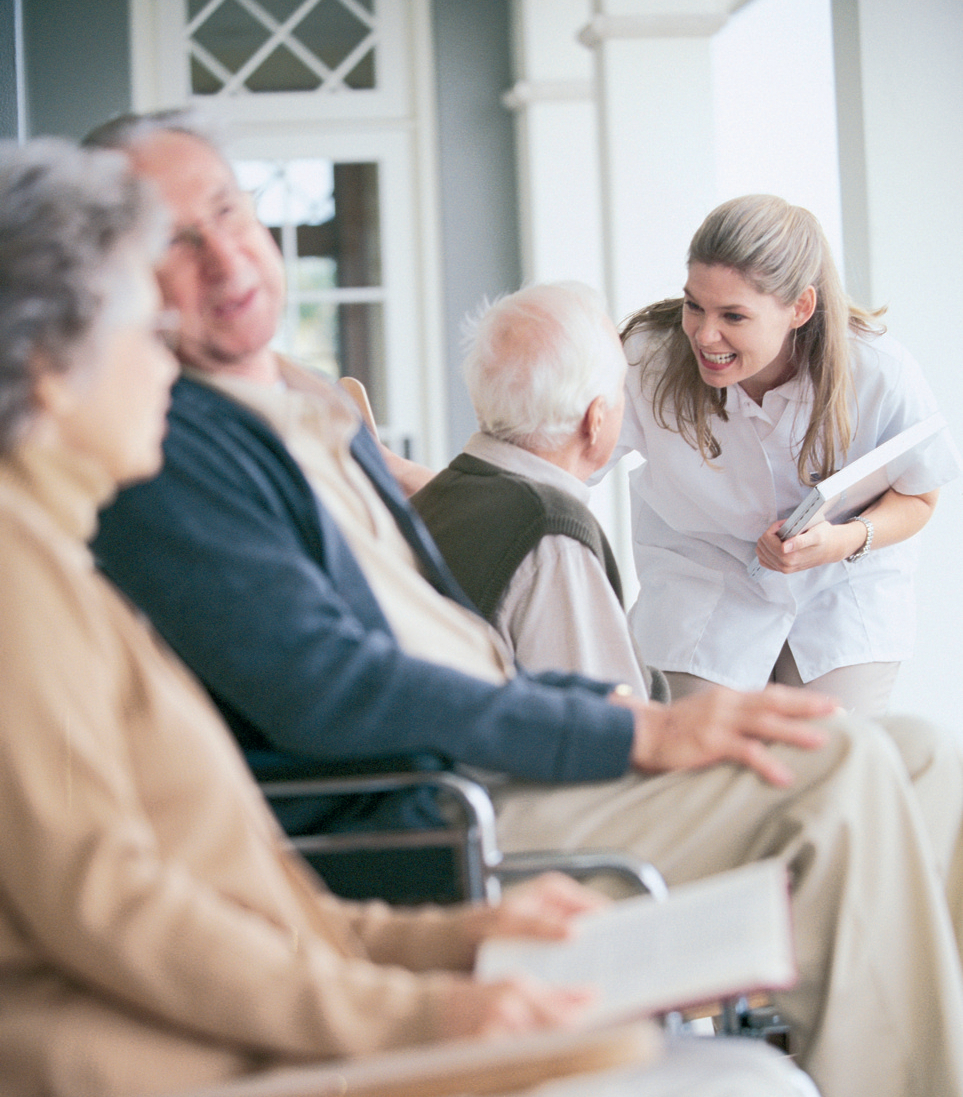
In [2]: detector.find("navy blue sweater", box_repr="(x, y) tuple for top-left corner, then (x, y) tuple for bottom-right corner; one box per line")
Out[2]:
(93, 376), (634, 831)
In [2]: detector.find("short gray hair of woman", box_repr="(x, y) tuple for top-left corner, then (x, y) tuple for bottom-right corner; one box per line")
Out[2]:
(0, 138), (166, 455)
(462, 281), (625, 452)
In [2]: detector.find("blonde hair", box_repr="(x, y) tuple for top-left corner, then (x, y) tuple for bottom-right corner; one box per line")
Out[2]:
(622, 194), (885, 485)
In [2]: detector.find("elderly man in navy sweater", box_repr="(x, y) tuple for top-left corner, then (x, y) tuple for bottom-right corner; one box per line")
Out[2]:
(87, 109), (963, 1097)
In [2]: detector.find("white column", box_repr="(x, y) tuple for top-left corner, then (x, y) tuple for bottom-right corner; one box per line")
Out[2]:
(836, 0), (963, 729)
(506, 0), (635, 582)
(579, 0), (744, 325)
(505, 0), (602, 289)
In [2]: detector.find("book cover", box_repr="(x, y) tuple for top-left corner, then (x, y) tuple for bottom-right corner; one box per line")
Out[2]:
(747, 412), (947, 579)
(476, 859), (795, 1026)
(170, 1019), (662, 1097)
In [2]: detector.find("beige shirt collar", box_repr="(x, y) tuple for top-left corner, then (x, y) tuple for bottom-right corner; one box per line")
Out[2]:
(463, 432), (591, 503)
(186, 362), (513, 685)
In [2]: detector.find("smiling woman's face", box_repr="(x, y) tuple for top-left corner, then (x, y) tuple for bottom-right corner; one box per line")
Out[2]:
(681, 262), (815, 402)
(35, 251), (179, 486)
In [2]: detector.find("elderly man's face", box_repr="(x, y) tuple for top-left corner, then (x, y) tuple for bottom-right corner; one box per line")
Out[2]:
(128, 131), (285, 377)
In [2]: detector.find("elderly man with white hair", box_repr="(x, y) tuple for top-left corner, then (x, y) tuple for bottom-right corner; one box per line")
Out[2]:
(413, 281), (660, 697)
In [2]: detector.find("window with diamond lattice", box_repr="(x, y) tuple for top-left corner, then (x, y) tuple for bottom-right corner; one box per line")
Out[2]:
(187, 0), (377, 96)
(135, 0), (432, 460)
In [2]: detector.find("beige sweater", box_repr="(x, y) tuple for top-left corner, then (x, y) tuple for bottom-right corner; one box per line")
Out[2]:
(0, 441), (475, 1097)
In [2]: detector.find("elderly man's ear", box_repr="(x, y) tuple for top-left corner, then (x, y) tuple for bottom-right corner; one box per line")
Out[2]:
(583, 395), (607, 449)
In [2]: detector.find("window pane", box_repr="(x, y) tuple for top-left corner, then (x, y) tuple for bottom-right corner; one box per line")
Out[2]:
(338, 303), (386, 422)
(295, 0), (376, 90)
(284, 302), (385, 423)
(238, 157), (385, 418)
(294, 255), (338, 296)
(291, 300), (339, 378)
(239, 158), (380, 289)
(187, 0), (376, 95)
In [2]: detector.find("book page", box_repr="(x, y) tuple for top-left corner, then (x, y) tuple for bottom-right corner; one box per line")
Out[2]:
(476, 860), (795, 1024)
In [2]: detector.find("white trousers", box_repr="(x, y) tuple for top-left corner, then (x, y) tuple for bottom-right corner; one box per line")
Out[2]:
(492, 715), (963, 1097)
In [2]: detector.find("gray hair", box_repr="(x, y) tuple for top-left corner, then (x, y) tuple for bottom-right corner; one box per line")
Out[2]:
(0, 137), (166, 455)
(83, 107), (226, 155)
(462, 281), (624, 452)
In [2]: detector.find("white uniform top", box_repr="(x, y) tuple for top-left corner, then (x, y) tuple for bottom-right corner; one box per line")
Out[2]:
(604, 327), (962, 690)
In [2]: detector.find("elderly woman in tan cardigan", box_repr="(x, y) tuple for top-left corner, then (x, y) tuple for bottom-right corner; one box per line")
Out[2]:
(0, 137), (601, 1095)
(0, 140), (824, 1097)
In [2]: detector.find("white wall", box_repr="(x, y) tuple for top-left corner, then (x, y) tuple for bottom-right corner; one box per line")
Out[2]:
(849, 0), (963, 730)
(712, 0), (842, 257)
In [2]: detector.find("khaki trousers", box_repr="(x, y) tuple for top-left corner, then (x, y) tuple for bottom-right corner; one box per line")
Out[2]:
(492, 715), (963, 1097)
(665, 672), (963, 954)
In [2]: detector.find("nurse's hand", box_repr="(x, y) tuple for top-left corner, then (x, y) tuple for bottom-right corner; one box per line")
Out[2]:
(755, 487), (939, 573)
(754, 518), (862, 573)
(612, 684), (834, 787)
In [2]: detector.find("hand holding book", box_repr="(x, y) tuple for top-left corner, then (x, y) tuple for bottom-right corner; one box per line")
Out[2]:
(476, 860), (796, 1026)
(748, 413), (948, 580)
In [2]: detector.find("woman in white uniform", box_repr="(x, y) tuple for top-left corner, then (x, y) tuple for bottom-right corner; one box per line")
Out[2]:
(605, 194), (960, 717)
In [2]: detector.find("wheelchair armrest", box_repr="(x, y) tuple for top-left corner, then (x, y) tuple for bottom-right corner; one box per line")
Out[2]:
(261, 771), (667, 904)
(495, 850), (668, 900)
(260, 770), (502, 901)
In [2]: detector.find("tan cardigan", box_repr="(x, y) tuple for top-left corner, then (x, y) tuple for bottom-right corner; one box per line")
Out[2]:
(0, 442), (475, 1097)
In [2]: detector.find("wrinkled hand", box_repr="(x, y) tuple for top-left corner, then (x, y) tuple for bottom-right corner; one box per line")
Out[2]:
(459, 872), (610, 950)
(437, 974), (595, 1040)
(381, 444), (436, 495)
(755, 518), (864, 574)
(438, 873), (603, 1039)
(615, 684), (835, 787)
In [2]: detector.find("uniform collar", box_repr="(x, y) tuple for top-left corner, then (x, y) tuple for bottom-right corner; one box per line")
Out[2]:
(730, 369), (812, 421)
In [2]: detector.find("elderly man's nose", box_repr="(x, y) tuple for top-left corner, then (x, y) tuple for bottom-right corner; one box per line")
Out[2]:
(197, 228), (243, 279)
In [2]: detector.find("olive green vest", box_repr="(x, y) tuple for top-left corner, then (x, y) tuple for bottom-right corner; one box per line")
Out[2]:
(412, 453), (623, 622)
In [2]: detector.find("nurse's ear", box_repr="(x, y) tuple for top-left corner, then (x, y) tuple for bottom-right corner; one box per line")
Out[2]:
(791, 286), (817, 329)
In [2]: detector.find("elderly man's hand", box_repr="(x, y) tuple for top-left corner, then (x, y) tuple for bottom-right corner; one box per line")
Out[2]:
(612, 684), (835, 787)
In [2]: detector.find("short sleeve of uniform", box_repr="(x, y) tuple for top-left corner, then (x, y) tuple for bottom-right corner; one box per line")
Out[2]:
(851, 332), (962, 495)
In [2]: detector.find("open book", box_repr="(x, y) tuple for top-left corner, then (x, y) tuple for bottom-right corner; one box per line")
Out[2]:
(747, 411), (947, 579)
(477, 859), (795, 1026)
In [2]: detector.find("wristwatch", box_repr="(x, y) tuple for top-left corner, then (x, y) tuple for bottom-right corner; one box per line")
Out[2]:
(845, 516), (874, 562)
